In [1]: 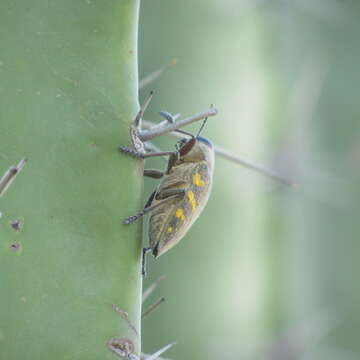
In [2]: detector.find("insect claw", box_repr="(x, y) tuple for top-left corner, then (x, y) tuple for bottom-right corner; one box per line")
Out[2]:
(123, 216), (135, 225)
(122, 217), (131, 225)
(118, 146), (144, 159)
(123, 212), (144, 225)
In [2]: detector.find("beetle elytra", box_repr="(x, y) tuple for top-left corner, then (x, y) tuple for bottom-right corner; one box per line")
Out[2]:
(119, 95), (214, 274)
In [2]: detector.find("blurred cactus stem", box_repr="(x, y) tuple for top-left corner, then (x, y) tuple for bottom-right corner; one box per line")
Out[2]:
(0, 1), (144, 359)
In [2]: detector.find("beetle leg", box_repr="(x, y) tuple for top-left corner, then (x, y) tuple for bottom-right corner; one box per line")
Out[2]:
(155, 188), (186, 200)
(144, 190), (156, 208)
(144, 141), (161, 153)
(118, 145), (144, 158)
(144, 169), (164, 179)
(122, 192), (183, 225)
(142, 151), (177, 159)
(122, 91), (154, 155)
(119, 146), (176, 159)
(141, 247), (152, 276)
(140, 189), (185, 276)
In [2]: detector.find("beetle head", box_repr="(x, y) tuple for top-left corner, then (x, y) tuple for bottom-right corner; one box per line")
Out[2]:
(174, 117), (214, 162)
(177, 135), (214, 163)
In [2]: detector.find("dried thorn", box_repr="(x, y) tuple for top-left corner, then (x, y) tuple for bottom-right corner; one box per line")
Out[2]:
(263, 309), (335, 360)
(107, 337), (139, 359)
(139, 59), (177, 90)
(134, 91), (154, 128)
(0, 159), (27, 198)
(128, 91), (154, 154)
(141, 354), (172, 360)
(159, 111), (175, 123)
(142, 275), (166, 303)
(129, 126), (146, 155)
(214, 145), (296, 187)
(139, 107), (218, 142)
(112, 304), (139, 337)
(147, 112), (181, 132)
(10, 218), (24, 232)
(172, 113), (181, 122)
(10, 242), (22, 253)
(151, 111), (182, 132)
(141, 120), (295, 187)
(141, 297), (165, 319)
(143, 342), (176, 360)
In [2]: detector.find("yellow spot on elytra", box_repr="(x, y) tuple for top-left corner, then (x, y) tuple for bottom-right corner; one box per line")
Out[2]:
(193, 173), (206, 187)
(167, 226), (173, 233)
(187, 191), (196, 211)
(175, 208), (185, 221)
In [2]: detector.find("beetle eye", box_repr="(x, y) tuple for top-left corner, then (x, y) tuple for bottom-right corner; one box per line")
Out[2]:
(177, 138), (187, 147)
(175, 138), (186, 152)
(179, 138), (196, 156)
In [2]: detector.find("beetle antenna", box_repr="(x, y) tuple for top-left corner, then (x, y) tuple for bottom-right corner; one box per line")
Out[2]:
(196, 117), (208, 137)
(175, 129), (194, 138)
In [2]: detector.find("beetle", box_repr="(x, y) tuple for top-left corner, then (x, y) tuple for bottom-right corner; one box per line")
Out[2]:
(119, 102), (214, 274)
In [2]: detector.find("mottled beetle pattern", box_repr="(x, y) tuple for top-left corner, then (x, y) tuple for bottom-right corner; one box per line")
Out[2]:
(119, 101), (215, 273)
(147, 136), (214, 257)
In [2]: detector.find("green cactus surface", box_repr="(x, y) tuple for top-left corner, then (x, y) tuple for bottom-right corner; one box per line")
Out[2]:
(0, 1), (143, 359)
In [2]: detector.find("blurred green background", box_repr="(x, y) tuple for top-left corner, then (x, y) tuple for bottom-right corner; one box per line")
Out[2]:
(139, 1), (360, 359)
